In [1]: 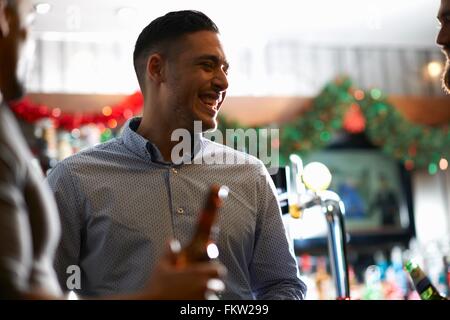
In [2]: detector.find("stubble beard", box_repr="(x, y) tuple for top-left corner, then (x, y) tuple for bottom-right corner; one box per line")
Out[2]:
(441, 49), (450, 94)
(443, 58), (450, 94)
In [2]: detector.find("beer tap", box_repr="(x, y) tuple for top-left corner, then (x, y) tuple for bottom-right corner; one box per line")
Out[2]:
(286, 155), (350, 299)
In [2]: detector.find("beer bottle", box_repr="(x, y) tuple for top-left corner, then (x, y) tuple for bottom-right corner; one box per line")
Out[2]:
(405, 260), (447, 300)
(177, 184), (228, 265)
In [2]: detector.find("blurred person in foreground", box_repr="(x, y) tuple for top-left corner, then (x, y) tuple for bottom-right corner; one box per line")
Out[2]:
(0, 0), (225, 300)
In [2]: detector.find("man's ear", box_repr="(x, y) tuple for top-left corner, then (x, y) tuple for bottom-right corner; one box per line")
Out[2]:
(146, 53), (166, 83)
(0, 0), (10, 38)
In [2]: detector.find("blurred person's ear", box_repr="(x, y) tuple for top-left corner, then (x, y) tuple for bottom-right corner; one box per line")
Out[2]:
(0, 0), (10, 38)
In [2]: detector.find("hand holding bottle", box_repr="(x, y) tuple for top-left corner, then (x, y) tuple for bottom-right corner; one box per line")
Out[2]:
(143, 185), (228, 300)
(142, 239), (227, 300)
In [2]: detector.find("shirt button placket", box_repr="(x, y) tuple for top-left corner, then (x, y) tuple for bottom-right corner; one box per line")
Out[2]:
(171, 168), (183, 216)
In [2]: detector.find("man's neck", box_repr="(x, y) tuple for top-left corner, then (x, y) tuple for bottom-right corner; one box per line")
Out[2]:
(136, 118), (179, 162)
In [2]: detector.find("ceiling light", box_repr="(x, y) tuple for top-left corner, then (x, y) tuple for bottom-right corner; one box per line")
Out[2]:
(35, 3), (51, 15)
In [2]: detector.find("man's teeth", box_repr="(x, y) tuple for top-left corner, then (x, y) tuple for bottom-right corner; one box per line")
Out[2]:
(201, 97), (218, 109)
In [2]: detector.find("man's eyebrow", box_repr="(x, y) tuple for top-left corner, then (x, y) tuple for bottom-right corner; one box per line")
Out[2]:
(196, 55), (230, 69)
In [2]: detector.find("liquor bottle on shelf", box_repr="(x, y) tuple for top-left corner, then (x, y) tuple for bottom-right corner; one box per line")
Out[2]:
(362, 265), (384, 300)
(390, 246), (409, 299)
(443, 256), (450, 298)
(176, 184), (228, 265)
(34, 118), (58, 173)
(315, 256), (334, 300)
(404, 260), (447, 300)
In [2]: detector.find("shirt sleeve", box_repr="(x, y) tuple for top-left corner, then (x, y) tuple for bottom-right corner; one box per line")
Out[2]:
(45, 161), (83, 294)
(249, 163), (307, 300)
(0, 149), (33, 299)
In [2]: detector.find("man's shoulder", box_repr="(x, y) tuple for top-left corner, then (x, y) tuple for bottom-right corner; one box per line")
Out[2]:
(66, 138), (122, 161)
(49, 138), (124, 174)
(201, 138), (263, 167)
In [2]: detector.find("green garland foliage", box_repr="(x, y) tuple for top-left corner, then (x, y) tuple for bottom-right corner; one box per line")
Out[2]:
(217, 77), (450, 172)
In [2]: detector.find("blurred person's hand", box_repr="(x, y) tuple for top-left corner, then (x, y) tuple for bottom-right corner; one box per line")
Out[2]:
(141, 239), (226, 300)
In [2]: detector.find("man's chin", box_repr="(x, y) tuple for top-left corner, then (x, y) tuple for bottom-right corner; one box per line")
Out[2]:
(201, 120), (218, 133)
(195, 114), (218, 133)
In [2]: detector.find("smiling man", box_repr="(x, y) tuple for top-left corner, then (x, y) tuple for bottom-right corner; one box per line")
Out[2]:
(47, 10), (306, 299)
(437, 0), (450, 93)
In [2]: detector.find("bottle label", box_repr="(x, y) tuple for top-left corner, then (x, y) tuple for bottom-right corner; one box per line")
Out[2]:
(420, 287), (434, 300)
(416, 277), (432, 293)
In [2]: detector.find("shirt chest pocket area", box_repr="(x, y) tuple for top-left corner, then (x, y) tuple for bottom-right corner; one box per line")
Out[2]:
(215, 197), (257, 253)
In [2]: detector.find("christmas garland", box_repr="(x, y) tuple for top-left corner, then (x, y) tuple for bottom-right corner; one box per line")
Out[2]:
(9, 92), (143, 131)
(9, 78), (449, 171)
(218, 77), (450, 172)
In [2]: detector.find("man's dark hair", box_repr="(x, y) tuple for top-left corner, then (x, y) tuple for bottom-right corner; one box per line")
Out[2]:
(133, 10), (219, 91)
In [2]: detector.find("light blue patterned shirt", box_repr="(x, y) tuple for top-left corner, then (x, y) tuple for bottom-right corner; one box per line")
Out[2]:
(46, 118), (306, 299)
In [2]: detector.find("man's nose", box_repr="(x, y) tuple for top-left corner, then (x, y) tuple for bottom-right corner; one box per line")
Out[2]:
(212, 68), (228, 92)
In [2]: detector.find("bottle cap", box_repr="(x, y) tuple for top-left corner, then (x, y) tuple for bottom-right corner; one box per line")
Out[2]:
(405, 260), (418, 273)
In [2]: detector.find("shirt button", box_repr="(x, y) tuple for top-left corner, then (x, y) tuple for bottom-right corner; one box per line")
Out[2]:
(172, 168), (178, 174)
(177, 207), (184, 214)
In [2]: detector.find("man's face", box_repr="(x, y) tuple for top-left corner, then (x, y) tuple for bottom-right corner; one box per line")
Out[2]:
(437, 0), (450, 93)
(161, 30), (229, 132)
(0, 0), (35, 101)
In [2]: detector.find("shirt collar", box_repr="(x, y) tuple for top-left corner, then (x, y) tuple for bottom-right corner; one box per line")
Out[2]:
(121, 117), (203, 165)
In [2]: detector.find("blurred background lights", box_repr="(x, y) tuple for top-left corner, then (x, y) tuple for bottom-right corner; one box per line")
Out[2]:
(35, 3), (51, 15)
(107, 119), (118, 129)
(71, 128), (80, 139)
(370, 88), (382, 100)
(428, 163), (438, 175)
(353, 90), (365, 101)
(439, 158), (448, 171)
(102, 106), (112, 116)
(426, 61), (443, 79)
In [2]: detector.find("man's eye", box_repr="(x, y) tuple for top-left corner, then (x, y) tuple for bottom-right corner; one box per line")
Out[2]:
(201, 63), (214, 70)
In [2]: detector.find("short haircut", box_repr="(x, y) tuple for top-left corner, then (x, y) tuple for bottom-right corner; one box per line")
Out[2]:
(133, 10), (219, 91)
